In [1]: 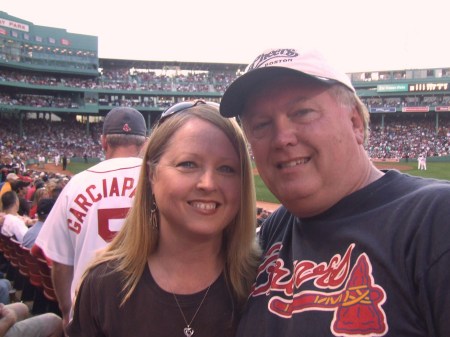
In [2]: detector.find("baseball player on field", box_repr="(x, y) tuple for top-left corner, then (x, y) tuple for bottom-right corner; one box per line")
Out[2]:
(418, 153), (427, 170)
(34, 107), (147, 330)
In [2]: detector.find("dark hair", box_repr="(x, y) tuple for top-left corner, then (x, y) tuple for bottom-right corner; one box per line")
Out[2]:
(1, 191), (18, 210)
(37, 198), (56, 221)
(50, 187), (63, 199)
(11, 180), (30, 192)
(34, 179), (45, 189)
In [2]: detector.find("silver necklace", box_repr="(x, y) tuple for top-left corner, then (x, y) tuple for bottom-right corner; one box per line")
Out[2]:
(172, 285), (212, 337)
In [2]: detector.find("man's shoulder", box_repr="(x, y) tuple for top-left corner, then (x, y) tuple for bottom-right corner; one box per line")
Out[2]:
(260, 206), (295, 238)
(68, 158), (142, 182)
(85, 157), (142, 173)
(4, 214), (25, 226)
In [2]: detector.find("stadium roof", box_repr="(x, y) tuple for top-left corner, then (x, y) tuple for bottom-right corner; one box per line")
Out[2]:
(99, 58), (247, 72)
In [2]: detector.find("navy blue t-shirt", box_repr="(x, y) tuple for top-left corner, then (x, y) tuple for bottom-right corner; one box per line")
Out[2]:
(237, 170), (450, 337)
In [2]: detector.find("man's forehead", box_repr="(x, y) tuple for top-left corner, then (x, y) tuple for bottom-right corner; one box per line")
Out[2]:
(241, 76), (330, 118)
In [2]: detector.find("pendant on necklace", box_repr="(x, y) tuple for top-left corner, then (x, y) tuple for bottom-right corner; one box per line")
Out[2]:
(184, 326), (194, 337)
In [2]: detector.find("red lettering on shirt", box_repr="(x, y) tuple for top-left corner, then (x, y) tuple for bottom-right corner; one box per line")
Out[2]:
(253, 243), (388, 336)
(66, 176), (136, 233)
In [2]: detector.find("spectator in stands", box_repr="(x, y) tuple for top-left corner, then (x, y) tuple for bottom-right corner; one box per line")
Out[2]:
(0, 174), (18, 200)
(28, 181), (47, 219)
(10, 179), (32, 217)
(0, 158), (14, 186)
(67, 101), (260, 337)
(35, 107), (148, 332)
(0, 302), (63, 337)
(45, 178), (65, 200)
(220, 47), (450, 336)
(0, 192), (30, 242)
(22, 198), (55, 249)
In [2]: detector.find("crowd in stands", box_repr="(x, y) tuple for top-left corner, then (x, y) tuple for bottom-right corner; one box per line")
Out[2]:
(0, 165), (67, 335)
(3, 68), (450, 112)
(367, 114), (450, 159)
(0, 118), (103, 163)
(1, 111), (450, 165)
(0, 93), (78, 109)
(0, 68), (239, 94)
(361, 95), (450, 108)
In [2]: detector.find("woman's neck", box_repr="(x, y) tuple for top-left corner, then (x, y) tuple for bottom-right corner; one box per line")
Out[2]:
(148, 246), (224, 294)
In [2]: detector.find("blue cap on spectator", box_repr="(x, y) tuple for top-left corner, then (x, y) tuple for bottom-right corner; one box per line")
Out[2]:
(37, 198), (56, 217)
(102, 107), (147, 136)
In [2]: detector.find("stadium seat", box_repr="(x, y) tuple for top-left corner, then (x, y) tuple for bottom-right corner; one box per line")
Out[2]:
(35, 257), (61, 315)
(22, 249), (55, 314)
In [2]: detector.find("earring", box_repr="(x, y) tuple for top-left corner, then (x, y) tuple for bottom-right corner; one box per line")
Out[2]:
(150, 198), (158, 230)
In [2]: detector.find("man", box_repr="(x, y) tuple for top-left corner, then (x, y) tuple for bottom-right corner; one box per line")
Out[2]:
(0, 173), (19, 199)
(418, 153), (427, 170)
(62, 155), (67, 171)
(0, 157), (14, 187)
(22, 198), (55, 248)
(220, 48), (450, 336)
(38, 155), (45, 169)
(35, 107), (147, 329)
(54, 153), (60, 167)
(10, 178), (32, 217)
(0, 191), (30, 242)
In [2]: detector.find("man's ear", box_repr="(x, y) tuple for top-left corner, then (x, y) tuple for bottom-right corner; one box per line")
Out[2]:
(350, 107), (365, 145)
(100, 135), (108, 151)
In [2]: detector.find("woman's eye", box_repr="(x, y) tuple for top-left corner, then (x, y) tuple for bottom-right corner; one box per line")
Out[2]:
(177, 161), (196, 168)
(218, 165), (236, 174)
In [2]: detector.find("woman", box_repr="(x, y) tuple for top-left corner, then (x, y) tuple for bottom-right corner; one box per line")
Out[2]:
(67, 100), (260, 337)
(29, 183), (48, 219)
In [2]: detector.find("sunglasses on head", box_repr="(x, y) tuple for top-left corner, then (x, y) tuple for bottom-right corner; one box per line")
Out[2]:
(157, 100), (220, 125)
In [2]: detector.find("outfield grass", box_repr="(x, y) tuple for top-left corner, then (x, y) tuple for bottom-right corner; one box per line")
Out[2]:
(253, 175), (279, 203)
(66, 162), (95, 175)
(65, 160), (450, 205)
(374, 161), (450, 181)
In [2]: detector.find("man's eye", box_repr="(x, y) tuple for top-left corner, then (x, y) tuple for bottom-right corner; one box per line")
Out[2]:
(290, 109), (317, 123)
(251, 121), (271, 139)
(253, 121), (270, 130)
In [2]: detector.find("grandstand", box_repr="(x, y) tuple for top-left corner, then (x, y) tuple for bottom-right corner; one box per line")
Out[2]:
(1, 11), (450, 163)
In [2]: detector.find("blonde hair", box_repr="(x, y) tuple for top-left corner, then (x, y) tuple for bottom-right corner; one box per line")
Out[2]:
(83, 104), (260, 307)
(31, 187), (48, 211)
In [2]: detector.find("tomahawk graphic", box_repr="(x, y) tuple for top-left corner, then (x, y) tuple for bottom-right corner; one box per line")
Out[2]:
(269, 254), (388, 336)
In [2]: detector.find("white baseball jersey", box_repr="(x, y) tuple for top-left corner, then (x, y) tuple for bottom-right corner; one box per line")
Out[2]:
(35, 157), (142, 301)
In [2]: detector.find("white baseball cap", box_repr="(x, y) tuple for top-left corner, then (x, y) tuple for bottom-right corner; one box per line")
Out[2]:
(220, 48), (355, 117)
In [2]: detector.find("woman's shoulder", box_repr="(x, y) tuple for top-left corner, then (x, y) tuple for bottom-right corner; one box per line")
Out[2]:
(83, 260), (123, 289)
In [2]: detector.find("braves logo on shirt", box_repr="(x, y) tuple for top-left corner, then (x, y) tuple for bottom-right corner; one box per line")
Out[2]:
(252, 243), (388, 336)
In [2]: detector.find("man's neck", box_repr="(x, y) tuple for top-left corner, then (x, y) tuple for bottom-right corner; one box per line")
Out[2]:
(105, 146), (142, 159)
(4, 208), (17, 216)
